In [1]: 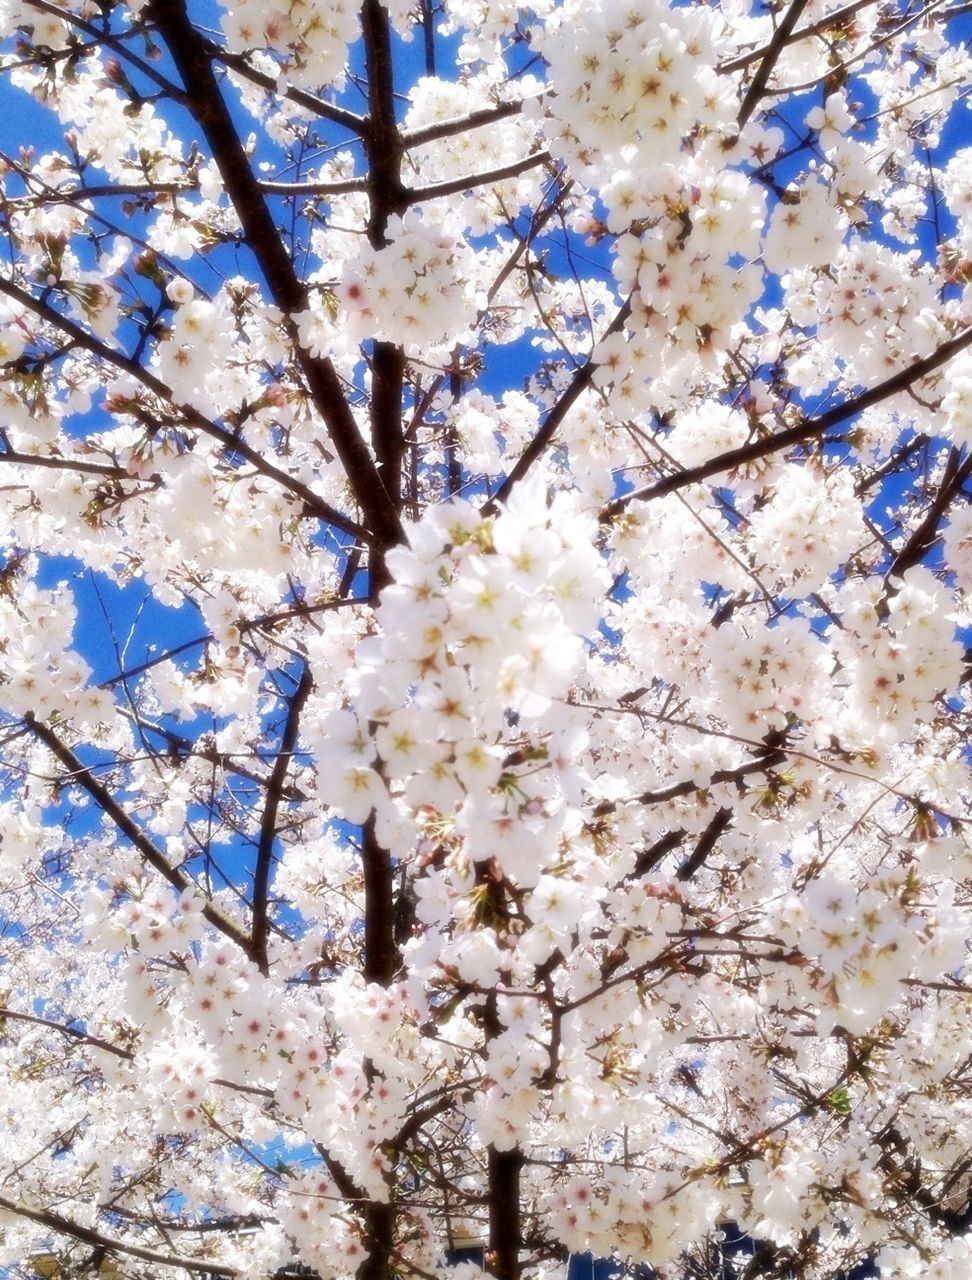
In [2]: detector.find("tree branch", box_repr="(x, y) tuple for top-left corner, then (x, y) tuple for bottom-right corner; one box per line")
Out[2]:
(718, 0), (878, 74)
(24, 713), (256, 960)
(251, 664), (313, 974)
(595, 744), (787, 816)
(361, 811), (396, 988)
(0, 1005), (131, 1060)
(147, 0), (402, 546)
(0, 449), (143, 480)
(0, 275), (371, 543)
(408, 150), (551, 204)
(484, 297), (632, 513)
(487, 1148), (524, 1280)
(604, 325), (972, 516)
(22, 0), (188, 103)
(737, 0), (813, 129)
(402, 98), (536, 149)
(0, 1194), (240, 1277)
(631, 830), (687, 879)
(203, 42), (367, 136)
(359, 0), (409, 601)
(257, 151), (550, 204)
(883, 447), (972, 586)
(676, 806), (734, 882)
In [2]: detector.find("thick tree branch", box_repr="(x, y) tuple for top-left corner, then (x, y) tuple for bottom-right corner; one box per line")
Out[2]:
(24, 713), (256, 960)
(251, 664), (313, 974)
(349, 76), (407, 1280)
(737, 0), (813, 128)
(0, 1194), (240, 1276)
(631, 830), (688, 879)
(604, 325), (972, 516)
(883, 447), (972, 586)
(361, 811), (396, 988)
(484, 297), (632, 513)
(0, 276), (370, 543)
(487, 1148), (524, 1280)
(676, 806), (734, 882)
(408, 150), (551, 204)
(402, 98), (537, 149)
(147, 0), (402, 546)
(359, 0), (408, 604)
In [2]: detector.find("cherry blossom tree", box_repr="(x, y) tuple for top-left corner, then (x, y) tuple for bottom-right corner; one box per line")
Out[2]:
(0, 1), (970, 1279)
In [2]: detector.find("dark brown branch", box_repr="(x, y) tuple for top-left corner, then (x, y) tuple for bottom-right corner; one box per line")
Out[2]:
(22, 0), (188, 103)
(369, 338), (407, 596)
(108, 1209), (271, 1236)
(0, 276), (370, 543)
(883, 447), (972, 585)
(203, 42), (367, 136)
(718, 0), (879, 74)
(358, 1203), (397, 1280)
(8, 178), (367, 200)
(24, 713), (256, 960)
(484, 297), (632, 513)
(256, 177), (369, 196)
(0, 1005), (131, 1060)
(0, 1193), (239, 1277)
(147, 0), (402, 547)
(408, 150), (551, 204)
(676, 806), (733, 882)
(631, 830), (687, 878)
(467, 865), (524, 1280)
(0, 450), (142, 480)
(737, 0), (813, 128)
(756, 0), (960, 101)
(595, 745), (787, 817)
(4, 181), (189, 203)
(604, 325), (972, 516)
(260, 149), (550, 204)
(487, 1148), (524, 1280)
(402, 98), (535, 149)
(362, 811), (396, 988)
(855, 432), (927, 496)
(360, 0), (408, 607)
(251, 664), (313, 974)
(97, 635), (210, 689)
